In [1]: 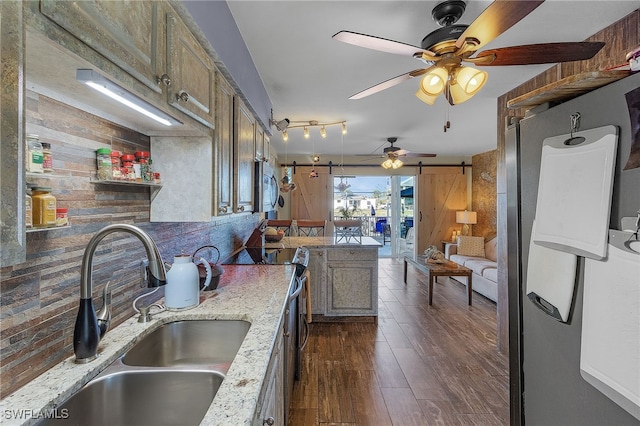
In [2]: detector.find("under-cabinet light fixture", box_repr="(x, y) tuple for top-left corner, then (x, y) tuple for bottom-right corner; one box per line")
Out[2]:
(76, 69), (182, 127)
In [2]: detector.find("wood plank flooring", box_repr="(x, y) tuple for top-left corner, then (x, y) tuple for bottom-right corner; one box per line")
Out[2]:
(289, 258), (509, 426)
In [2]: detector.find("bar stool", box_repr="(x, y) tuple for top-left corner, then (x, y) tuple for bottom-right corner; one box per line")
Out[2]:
(296, 220), (326, 237)
(334, 219), (362, 243)
(267, 219), (293, 236)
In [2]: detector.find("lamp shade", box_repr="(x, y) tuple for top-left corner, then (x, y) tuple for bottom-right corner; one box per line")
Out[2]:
(420, 66), (448, 96)
(456, 210), (477, 224)
(455, 66), (487, 96)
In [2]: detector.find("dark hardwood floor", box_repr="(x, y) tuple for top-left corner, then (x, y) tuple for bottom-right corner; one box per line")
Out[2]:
(289, 258), (509, 426)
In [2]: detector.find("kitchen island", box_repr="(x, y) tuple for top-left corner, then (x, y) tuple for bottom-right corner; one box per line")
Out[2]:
(265, 236), (382, 320)
(0, 265), (294, 426)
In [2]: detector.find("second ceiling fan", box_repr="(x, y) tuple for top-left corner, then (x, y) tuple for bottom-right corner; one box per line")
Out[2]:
(360, 137), (437, 169)
(333, 0), (605, 105)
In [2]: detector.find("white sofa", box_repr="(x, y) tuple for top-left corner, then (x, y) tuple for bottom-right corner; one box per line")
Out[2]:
(445, 236), (498, 302)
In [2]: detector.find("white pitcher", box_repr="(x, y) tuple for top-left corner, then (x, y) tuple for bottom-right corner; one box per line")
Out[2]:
(165, 253), (212, 310)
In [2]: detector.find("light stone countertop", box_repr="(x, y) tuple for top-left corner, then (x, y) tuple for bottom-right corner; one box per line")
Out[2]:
(263, 236), (382, 249)
(0, 264), (294, 426)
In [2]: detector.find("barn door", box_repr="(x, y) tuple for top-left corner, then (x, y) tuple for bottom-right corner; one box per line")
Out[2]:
(289, 166), (333, 234)
(416, 167), (468, 253)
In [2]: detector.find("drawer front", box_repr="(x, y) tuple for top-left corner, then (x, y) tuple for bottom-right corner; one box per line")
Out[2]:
(327, 248), (376, 262)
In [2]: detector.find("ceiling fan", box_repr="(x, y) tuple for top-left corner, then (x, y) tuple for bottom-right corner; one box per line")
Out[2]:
(333, 0), (605, 105)
(360, 137), (437, 169)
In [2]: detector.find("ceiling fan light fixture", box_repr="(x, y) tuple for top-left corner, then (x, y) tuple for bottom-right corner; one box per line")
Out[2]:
(381, 157), (403, 169)
(415, 88), (438, 105)
(420, 66), (448, 96)
(455, 66), (487, 96)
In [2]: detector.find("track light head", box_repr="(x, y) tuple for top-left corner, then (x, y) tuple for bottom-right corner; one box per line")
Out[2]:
(271, 118), (290, 132)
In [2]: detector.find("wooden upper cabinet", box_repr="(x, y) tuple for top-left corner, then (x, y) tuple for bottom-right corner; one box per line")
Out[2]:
(216, 72), (234, 215)
(234, 99), (255, 213)
(40, 0), (164, 96)
(166, 10), (215, 128)
(255, 125), (265, 162)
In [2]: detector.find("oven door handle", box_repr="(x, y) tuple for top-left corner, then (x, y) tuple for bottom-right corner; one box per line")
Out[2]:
(301, 316), (310, 351)
(288, 275), (305, 303)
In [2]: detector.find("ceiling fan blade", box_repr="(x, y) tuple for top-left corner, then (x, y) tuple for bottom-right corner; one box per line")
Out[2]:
(472, 42), (605, 66)
(333, 31), (435, 58)
(402, 153), (437, 158)
(455, 0), (545, 51)
(349, 68), (428, 99)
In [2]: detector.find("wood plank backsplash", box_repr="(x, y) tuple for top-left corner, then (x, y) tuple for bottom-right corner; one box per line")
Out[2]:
(0, 91), (259, 398)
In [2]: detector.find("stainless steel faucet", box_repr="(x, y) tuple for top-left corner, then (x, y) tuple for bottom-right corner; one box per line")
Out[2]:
(74, 223), (167, 363)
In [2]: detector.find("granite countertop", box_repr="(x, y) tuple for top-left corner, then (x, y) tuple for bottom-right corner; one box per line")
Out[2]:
(0, 264), (294, 426)
(264, 236), (382, 249)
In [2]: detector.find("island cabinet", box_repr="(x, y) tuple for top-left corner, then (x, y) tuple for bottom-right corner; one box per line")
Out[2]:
(253, 317), (285, 426)
(307, 248), (327, 315)
(326, 248), (378, 316)
(306, 245), (378, 318)
(39, 0), (215, 129)
(234, 98), (256, 213)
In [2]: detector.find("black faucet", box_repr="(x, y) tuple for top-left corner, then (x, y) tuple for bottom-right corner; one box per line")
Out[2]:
(73, 224), (166, 363)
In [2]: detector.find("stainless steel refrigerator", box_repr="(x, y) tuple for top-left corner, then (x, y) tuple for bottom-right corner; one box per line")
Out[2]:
(506, 72), (640, 425)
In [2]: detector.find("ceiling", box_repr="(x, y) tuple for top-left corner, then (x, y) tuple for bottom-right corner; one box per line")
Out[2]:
(227, 1), (637, 162)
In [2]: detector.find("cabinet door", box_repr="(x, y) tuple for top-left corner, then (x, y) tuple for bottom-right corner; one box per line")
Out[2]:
(40, 0), (164, 95)
(215, 72), (233, 215)
(326, 262), (377, 316)
(254, 327), (284, 426)
(234, 99), (255, 213)
(255, 125), (264, 162)
(0, 0), (26, 267)
(166, 10), (215, 128)
(307, 249), (327, 315)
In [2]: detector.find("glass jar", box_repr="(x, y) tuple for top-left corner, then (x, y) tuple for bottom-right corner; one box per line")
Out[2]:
(55, 208), (69, 227)
(25, 188), (33, 229)
(96, 148), (112, 180)
(31, 186), (57, 228)
(121, 154), (136, 181)
(110, 150), (122, 180)
(135, 151), (152, 182)
(42, 142), (53, 173)
(26, 134), (44, 173)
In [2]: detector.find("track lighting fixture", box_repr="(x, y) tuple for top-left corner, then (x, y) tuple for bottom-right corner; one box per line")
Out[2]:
(269, 118), (290, 132)
(270, 119), (347, 141)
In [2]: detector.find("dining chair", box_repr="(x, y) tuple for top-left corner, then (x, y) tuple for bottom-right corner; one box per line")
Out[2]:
(296, 220), (326, 237)
(334, 219), (362, 243)
(267, 219), (293, 236)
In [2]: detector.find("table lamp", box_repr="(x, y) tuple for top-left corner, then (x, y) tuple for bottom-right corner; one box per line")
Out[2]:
(456, 210), (477, 236)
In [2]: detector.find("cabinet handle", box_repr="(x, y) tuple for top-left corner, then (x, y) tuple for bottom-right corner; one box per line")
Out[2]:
(156, 74), (172, 87)
(263, 418), (275, 425)
(237, 205), (245, 212)
(177, 91), (190, 102)
(218, 206), (228, 214)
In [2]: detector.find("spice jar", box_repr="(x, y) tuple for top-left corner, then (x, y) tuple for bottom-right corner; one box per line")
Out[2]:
(135, 151), (152, 182)
(26, 134), (44, 173)
(25, 188), (33, 229)
(55, 208), (69, 227)
(110, 150), (122, 180)
(96, 148), (112, 180)
(31, 186), (57, 228)
(121, 154), (136, 181)
(42, 142), (53, 173)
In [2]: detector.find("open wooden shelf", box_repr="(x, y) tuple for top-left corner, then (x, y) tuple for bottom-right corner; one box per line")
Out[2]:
(507, 70), (632, 110)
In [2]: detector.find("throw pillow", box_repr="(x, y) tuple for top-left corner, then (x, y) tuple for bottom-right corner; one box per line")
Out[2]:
(457, 236), (485, 257)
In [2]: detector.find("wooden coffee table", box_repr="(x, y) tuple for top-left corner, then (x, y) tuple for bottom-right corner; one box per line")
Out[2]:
(403, 255), (473, 305)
